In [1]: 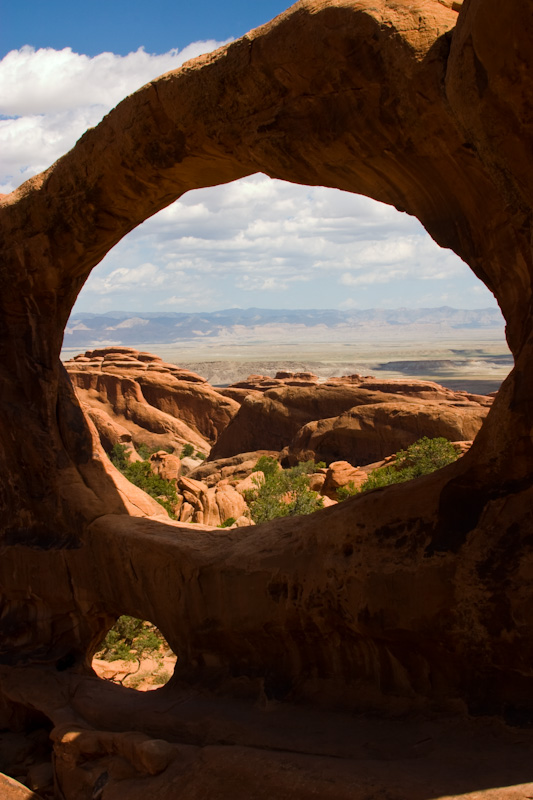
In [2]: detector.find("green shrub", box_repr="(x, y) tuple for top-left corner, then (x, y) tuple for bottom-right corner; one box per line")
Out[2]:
(181, 443), (194, 458)
(255, 455), (280, 477)
(394, 436), (458, 477)
(109, 444), (178, 518)
(96, 616), (167, 662)
(195, 451), (207, 460)
(110, 443), (129, 471)
(337, 437), (459, 500)
(336, 480), (359, 501)
(220, 517), (237, 528)
(135, 442), (153, 460)
(245, 459), (324, 524)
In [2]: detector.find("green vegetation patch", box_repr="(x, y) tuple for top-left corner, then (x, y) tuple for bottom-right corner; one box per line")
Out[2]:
(337, 436), (459, 500)
(245, 456), (324, 524)
(110, 443), (178, 517)
(96, 615), (169, 662)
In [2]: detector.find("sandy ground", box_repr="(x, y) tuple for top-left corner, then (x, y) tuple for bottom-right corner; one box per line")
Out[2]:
(92, 653), (177, 690)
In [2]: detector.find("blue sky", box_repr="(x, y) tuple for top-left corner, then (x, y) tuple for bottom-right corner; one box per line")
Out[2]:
(1, 1), (289, 57)
(1, 1), (498, 313)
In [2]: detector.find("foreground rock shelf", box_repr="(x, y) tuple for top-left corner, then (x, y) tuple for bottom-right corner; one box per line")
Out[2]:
(2, 662), (533, 799)
(1, 0), (533, 796)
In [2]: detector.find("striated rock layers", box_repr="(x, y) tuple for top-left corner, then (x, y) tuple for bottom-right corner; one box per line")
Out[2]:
(1, 0), (533, 796)
(65, 348), (239, 454)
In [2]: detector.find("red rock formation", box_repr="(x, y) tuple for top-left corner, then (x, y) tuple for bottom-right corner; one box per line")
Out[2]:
(287, 396), (487, 465)
(321, 461), (368, 499)
(65, 348), (239, 454)
(1, 0), (533, 796)
(187, 450), (280, 485)
(210, 385), (395, 458)
(174, 475), (248, 525)
(212, 381), (489, 463)
(149, 450), (181, 482)
(228, 371), (321, 391)
(82, 402), (142, 461)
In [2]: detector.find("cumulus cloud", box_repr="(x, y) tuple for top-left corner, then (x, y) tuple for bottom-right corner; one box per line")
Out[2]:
(0, 41), (227, 191)
(79, 173), (495, 311)
(0, 42), (226, 116)
(0, 44), (498, 312)
(87, 262), (166, 294)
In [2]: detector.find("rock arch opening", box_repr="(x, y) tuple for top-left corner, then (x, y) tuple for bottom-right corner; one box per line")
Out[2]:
(61, 169), (509, 523)
(92, 615), (177, 690)
(66, 174), (496, 322)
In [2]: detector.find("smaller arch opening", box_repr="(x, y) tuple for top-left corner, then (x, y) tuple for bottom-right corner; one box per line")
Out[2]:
(92, 616), (176, 691)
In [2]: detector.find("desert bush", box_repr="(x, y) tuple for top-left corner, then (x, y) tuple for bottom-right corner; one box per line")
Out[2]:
(220, 516), (237, 528)
(337, 437), (459, 500)
(336, 480), (359, 501)
(245, 458), (324, 523)
(254, 455), (280, 477)
(96, 616), (167, 662)
(135, 442), (153, 460)
(110, 444), (178, 517)
(110, 442), (129, 471)
(181, 443), (195, 458)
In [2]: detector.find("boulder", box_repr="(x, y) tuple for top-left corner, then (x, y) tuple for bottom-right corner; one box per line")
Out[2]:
(188, 451), (279, 486)
(213, 485), (248, 526)
(287, 400), (488, 466)
(149, 451), (182, 482)
(308, 472), (327, 493)
(234, 471), (265, 497)
(321, 462), (368, 500)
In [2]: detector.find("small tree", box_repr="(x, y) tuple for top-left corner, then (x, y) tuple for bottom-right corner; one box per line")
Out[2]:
(96, 616), (168, 662)
(245, 458), (323, 523)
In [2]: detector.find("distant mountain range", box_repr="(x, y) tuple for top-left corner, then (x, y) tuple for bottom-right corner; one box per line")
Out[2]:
(62, 307), (504, 350)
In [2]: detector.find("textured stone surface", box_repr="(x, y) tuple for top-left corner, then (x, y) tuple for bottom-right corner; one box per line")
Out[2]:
(212, 381), (489, 462)
(65, 348), (238, 452)
(0, 774), (44, 800)
(1, 0), (533, 796)
(321, 460), (368, 498)
(287, 396), (487, 464)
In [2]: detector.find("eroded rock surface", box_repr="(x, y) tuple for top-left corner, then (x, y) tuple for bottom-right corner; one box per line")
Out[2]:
(65, 348), (239, 454)
(212, 378), (490, 463)
(1, 0), (533, 797)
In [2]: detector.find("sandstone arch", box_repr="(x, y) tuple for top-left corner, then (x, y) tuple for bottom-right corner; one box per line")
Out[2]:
(1, 0), (533, 783)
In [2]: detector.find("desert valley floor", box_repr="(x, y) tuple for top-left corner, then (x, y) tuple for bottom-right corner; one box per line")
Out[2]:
(61, 329), (512, 395)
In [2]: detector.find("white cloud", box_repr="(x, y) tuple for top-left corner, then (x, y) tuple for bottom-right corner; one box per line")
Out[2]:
(87, 262), (166, 294)
(340, 269), (410, 286)
(0, 43), (227, 116)
(0, 41), (228, 191)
